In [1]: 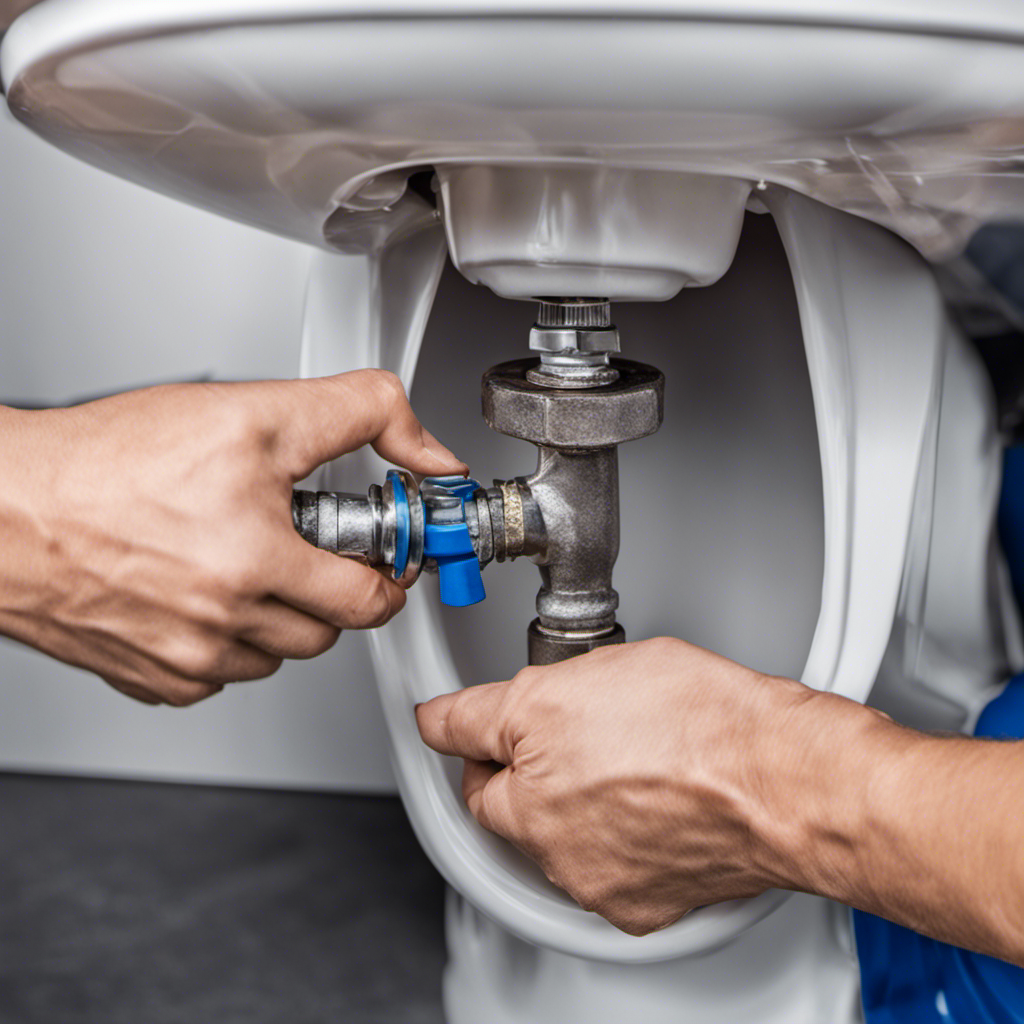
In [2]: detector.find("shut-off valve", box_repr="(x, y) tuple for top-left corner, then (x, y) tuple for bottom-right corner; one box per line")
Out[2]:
(292, 298), (665, 665)
(292, 471), (488, 608)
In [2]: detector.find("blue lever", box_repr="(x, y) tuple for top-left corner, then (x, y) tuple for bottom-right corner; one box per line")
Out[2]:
(422, 476), (486, 607)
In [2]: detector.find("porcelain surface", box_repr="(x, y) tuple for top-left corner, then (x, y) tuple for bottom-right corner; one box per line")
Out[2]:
(4, 0), (1024, 268)
(3, 0), (1020, 986)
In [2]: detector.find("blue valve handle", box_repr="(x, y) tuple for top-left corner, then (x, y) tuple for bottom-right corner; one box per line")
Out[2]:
(422, 476), (486, 608)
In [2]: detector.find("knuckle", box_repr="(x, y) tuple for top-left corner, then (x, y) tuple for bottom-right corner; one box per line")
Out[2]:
(247, 654), (283, 680)
(506, 666), (555, 717)
(162, 682), (222, 708)
(571, 888), (601, 914)
(367, 368), (407, 406)
(101, 676), (159, 706)
(445, 693), (474, 746)
(296, 625), (341, 659)
(219, 400), (266, 448)
(644, 635), (681, 658)
(162, 688), (197, 709)
(182, 589), (236, 633)
(613, 912), (669, 937)
(613, 916), (652, 937)
(169, 637), (229, 681)
(216, 553), (266, 602)
(512, 664), (540, 685)
(572, 878), (612, 915)
(610, 902), (681, 937)
(508, 665), (540, 698)
(347, 367), (408, 413)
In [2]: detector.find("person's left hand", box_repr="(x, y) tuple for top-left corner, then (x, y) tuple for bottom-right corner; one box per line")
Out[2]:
(416, 637), (868, 936)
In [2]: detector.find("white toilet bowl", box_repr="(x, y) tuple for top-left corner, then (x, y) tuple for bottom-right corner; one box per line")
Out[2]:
(4, 2), (1022, 1017)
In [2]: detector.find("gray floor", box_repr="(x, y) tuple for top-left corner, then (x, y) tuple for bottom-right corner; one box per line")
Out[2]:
(0, 773), (446, 1024)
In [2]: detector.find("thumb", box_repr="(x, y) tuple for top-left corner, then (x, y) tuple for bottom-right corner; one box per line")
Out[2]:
(271, 369), (468, 480)
(416, 681), (516, 765)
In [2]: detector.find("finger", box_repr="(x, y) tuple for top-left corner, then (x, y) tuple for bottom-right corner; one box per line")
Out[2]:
(461, 759), (518, 841)
(462, 758), (499, 814)
(103, 669), (223, 708)
(121, 649), (237, 704)
(147, 678), (225, 707)
(237, 597), (341, 660)
(269, 539), (407, 629)
(34, 624), (229, 707)
(268, 370), (468, 480)
(416, 682), (516, 764)
(102, 678), (162, 706)
(151, 634), (283, 685)
(203, 642), (284, 684)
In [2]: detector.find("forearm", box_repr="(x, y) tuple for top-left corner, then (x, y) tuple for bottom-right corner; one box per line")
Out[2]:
(763, 688), (1024, 963)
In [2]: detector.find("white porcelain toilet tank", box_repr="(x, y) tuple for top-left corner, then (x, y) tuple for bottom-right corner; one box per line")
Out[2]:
(4, 2), (1024, 1021)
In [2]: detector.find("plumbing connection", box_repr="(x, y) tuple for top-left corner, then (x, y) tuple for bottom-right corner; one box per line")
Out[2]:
(292, 299), (664, 665)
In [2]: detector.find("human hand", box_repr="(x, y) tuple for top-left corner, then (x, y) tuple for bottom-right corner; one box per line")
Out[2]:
(0, 370), (465, 706)
(416, 637), (870, 936)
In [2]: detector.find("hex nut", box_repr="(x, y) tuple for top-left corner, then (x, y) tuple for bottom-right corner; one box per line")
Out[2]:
(482, 358), (664, 449)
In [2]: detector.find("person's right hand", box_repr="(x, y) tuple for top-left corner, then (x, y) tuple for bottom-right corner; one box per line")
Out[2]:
(0, 370), (465, 706)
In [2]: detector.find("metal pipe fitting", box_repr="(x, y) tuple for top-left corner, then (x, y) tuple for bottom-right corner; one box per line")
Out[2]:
(481, 331), (665, 664)
(465, 449), (623, 663)
(528, 297), (621, 388)
(483, 358), (663, 449)
(535, 298), (612, 328)
(459, 480), (543, 567)
(292, 486), (384, 561)
(525, 446), (620, 633)
(527, 621), (627, 666)
(291, 300), (663, 653)
(292, 469), (423, 587)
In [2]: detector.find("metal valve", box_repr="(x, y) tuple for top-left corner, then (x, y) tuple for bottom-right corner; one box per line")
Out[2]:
(419, 476), (487, 607)
(292, 470), (487, 607)
(294, 298), (661, 660)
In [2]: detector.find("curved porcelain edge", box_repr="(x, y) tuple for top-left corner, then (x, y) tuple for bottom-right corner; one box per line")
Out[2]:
(296, 225), (795, 961)
(381, 190), (946, 960)
(9, 11), (1024, 262)
(297, 189), (948, 961)
(6, 0), (1024, 95)
(368, 605), (793, 963)
(768, 189), (946, 704)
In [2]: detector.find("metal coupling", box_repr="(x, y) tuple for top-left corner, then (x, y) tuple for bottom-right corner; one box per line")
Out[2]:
(460, 479), (543, 567)
(527, 620), (626, 666)
(291, 486), (385, 562)
(528, 297), (621, 388)
(292, 469), (423, 587)
(292, 471), (531, 607)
